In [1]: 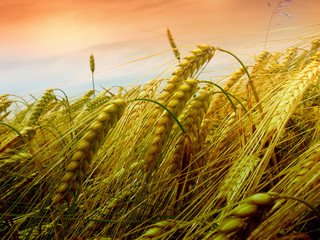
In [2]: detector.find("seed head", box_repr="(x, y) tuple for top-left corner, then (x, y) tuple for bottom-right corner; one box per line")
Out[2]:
(90, 54), (95, 73)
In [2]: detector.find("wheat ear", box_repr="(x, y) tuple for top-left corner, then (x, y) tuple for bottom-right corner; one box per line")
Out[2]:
(251, 51), (270, 78)
(85, 89), (111, 111)
(169, 90), (210, 177)
(267, 59), (320, 135)
(166, 27), (181, 62)
(199, 67), (245, 145)
(70, 90), (95, 113)
(53, 99), (126, 204)
(207, 193), (275, 239)
(266, 51), (281, 72)
(144, 79), (198, 171)
(0, 101), (12, 114)
(90, 54), (96, 96)
(218, 154), (261, 203)
(0, 111), (11, 122)
(147, 45), (215, 127)
(27, 89), (54, 126)
(281, 47), (298, 66)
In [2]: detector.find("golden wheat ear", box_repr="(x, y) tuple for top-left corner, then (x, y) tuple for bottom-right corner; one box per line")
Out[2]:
(52, 99), (127, 205)
(27, 89), (54, 126)
(69, 90), (95, 113)
(166, 27), (181, 62)
(90, 54), (96, 96)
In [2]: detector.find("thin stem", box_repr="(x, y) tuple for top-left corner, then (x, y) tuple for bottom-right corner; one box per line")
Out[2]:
(38, 124), (66, 149)
(217, 48), (251, 81)
(202, 81), (236, 110)
(8, 94), (30, 107)
(53, 89), (73, 139)
(0, 122), (29, 147)
(54, 89), (69, 106)
(264, 1), (281, 50)
(133, 98), (186, 134)
(92, 74), (95, 97)
(211, 91), (248, 113)
(269, 192), (320, 220)
(217, 48), (264, 115)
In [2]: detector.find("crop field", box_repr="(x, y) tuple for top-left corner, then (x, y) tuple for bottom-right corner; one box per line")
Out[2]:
(0, 34), (320, 239)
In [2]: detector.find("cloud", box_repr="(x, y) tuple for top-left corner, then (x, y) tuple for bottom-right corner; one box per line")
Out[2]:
(1, 0), (319, 96)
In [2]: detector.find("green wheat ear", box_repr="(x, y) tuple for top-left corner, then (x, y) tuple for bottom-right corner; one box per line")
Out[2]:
(90, 54), (96, 97)
(166, 27), (181, 62)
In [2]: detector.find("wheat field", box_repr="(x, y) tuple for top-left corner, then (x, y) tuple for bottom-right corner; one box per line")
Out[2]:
(0, 34), (320, 240)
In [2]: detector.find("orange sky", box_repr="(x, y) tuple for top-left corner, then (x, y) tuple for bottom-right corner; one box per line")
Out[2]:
(0, 0), (319, 96)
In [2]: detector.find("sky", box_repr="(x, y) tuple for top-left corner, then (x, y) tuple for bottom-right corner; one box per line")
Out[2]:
(0, 0), (319, 98)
